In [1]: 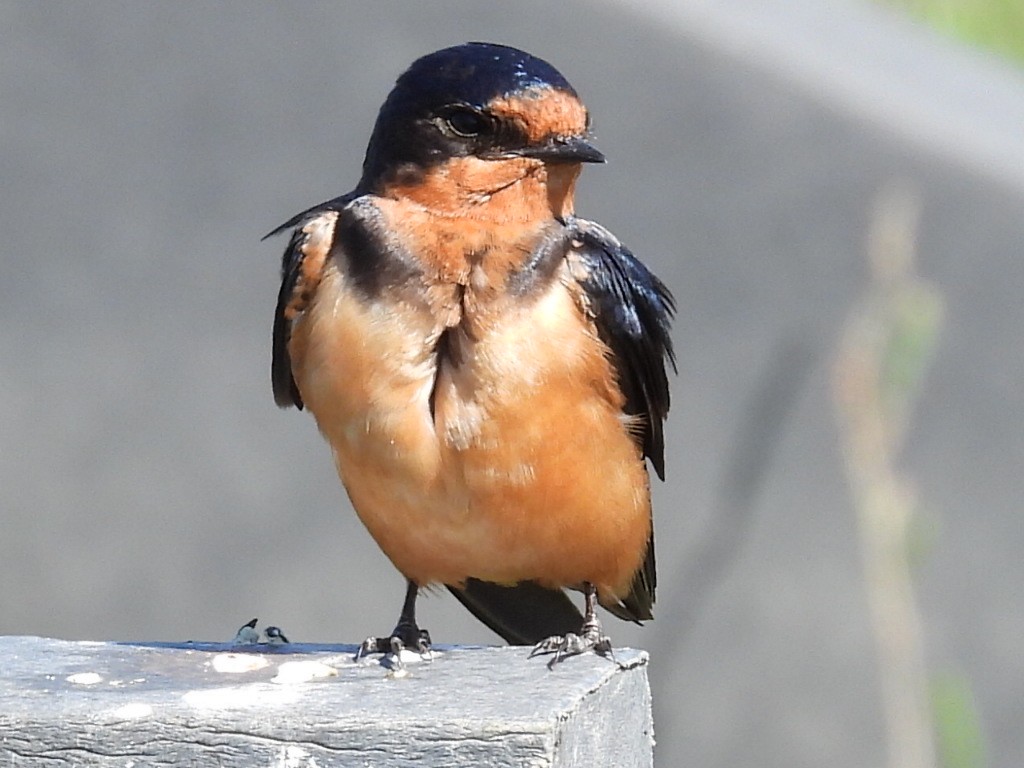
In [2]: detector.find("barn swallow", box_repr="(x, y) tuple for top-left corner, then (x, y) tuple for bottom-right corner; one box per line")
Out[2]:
(267, 42), (674, 665)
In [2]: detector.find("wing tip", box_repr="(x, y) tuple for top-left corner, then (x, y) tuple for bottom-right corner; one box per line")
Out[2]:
(447, 580), (584, 645)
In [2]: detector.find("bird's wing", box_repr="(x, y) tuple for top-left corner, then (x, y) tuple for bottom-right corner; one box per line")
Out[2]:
(268, 197), (351, 409)
(566, 218), (676, 622)
(567, 218), (676, 478)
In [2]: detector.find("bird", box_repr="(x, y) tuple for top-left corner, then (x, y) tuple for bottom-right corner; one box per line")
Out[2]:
(231, 618), (260, 646)
(267, 42), (674, 664)
(264, 626), (290, 645)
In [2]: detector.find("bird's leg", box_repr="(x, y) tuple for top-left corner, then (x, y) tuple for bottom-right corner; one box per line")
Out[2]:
(529, 582), (613, 668)
(357, 579), (432, 662)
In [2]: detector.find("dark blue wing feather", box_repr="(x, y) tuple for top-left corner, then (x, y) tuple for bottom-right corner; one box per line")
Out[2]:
(271, 226), (309, 409)
(570, 219), (676, 480)
(269, 195), (353, 409)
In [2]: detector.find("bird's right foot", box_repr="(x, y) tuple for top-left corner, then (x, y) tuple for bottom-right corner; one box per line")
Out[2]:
(356, 620), (432, 668)
(528, 614), (614, 669)
(356, 580), (432, 671)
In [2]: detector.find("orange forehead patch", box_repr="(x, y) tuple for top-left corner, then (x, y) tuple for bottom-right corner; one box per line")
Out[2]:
(488, 86), (588, 143)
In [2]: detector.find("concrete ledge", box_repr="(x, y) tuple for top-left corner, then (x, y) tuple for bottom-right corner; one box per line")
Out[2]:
(0, 637), (653, 767)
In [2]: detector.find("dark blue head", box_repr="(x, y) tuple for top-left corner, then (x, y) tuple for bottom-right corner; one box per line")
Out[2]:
(360, 43), (603, 188)
(388, 42), (576, 111)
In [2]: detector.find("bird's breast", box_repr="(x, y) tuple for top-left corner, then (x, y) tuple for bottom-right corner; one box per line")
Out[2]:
(289, 203), (650, 594)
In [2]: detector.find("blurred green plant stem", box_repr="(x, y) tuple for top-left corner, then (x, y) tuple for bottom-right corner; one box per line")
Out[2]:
(833, 185), (943, 768)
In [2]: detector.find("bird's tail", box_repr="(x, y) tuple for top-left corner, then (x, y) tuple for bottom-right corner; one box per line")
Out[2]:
(447, 579), (584, 645)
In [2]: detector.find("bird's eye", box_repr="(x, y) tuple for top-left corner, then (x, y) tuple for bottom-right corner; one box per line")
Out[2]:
(443, 107), (491, 138)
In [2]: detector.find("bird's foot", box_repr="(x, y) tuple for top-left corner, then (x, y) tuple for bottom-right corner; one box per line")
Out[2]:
(356, 621), (432, 669)
(528, 616), (614, 669)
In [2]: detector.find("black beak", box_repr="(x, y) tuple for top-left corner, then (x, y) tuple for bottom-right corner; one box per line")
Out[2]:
(508, 135), (606, 164)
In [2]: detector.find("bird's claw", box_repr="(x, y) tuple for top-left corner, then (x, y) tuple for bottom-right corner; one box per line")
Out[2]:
(356, 624), (432, 669)
(529, 619), (614, 669)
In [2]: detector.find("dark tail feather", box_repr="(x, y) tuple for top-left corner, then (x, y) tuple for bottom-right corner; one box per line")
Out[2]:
(447, 579), (584, 645)
(605, 532), (655, 624)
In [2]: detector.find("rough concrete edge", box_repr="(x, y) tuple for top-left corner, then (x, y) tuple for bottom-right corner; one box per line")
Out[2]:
(608, 0), (1024, 194)
(551, 651), (654, 768)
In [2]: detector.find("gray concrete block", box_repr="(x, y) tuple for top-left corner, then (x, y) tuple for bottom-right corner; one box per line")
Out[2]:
(0, 637), (652, 767)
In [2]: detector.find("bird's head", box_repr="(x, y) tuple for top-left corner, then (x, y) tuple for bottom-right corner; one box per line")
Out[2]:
(360, 43), (603, 218)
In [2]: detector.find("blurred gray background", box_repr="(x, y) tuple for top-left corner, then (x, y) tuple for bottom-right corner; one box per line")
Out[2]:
(2, 2), (1022, 766)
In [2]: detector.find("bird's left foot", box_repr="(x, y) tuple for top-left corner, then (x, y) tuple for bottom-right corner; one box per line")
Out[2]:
(529, 615), (614, 669)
